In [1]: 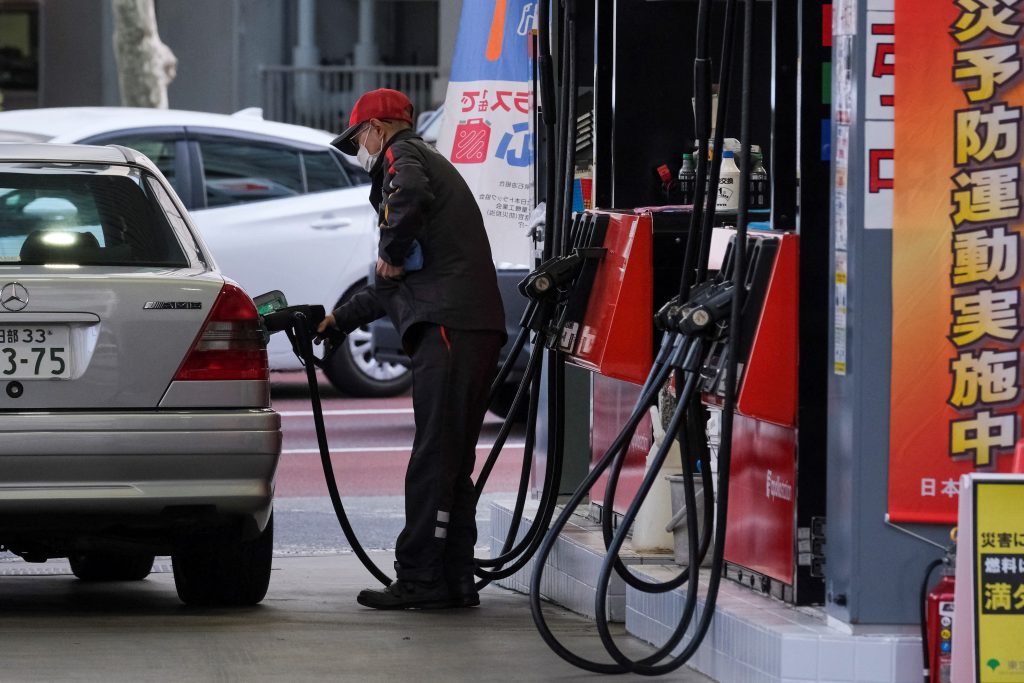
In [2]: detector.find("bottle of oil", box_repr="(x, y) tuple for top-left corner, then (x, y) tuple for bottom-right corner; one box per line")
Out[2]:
(716, 151), (741, 212)
(678, 153), (696, 205)
(749, 149), (769, 210)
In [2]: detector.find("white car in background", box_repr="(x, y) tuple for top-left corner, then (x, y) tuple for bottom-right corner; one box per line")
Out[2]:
(0, 107), (410, 397)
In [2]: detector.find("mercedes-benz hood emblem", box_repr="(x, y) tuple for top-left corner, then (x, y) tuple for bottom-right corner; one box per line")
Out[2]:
(1, 282), (29, 312)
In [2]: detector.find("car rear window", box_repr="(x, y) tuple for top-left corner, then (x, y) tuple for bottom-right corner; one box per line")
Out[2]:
(0, 164), (190, 267)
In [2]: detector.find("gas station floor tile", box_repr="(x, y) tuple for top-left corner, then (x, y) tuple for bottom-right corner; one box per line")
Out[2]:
(486, 501), (926, 683)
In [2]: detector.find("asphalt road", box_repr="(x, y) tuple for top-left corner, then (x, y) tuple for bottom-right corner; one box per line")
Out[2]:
(270, 371), (529, 555)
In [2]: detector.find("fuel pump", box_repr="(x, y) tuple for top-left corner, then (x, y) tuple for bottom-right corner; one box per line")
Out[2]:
(526, 0), (758, 673)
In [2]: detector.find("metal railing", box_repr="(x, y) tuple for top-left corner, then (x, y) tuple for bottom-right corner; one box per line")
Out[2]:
(260, 65), (441, 132)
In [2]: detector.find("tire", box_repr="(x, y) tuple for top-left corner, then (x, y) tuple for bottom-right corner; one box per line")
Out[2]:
(172, 514), (273, 606)
(69, 552), (155, 582)
(321, 285), (413, 398)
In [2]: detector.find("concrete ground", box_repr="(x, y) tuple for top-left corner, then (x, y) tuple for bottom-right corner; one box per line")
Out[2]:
(0, 552), (714, 682)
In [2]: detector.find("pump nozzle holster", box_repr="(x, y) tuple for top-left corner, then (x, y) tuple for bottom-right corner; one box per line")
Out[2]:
(656, 280), (735, 335)
(518, 253), (583, 300)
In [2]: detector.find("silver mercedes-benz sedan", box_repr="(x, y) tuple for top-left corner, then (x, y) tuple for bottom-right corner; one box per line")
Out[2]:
(0, 143), (281, 606)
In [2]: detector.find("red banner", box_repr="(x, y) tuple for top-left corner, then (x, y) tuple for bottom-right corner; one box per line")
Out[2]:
(890, 0), (1024, 523)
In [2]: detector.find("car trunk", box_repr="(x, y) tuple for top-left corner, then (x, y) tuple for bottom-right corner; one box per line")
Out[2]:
(0, 268), (225, 410)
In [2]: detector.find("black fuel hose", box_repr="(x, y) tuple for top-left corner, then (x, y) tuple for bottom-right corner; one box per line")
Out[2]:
(475, 353), (546, 570)
(475, 336), (681, 586)
(653, 0), (753, 669)
(487, 322), (531, 405)
(696, 0), (741, 284)
(559, 0), (578, 257)
(677, 0), (716, 303)
(473, 0), (569, 587)
(551, 9), (570, 256)
(528, 335), (686, 674)
(597, 0), (738, 596)
(283, 302), (557, 592)
(291, 312), (393, 587)
(594, 339), (707, 673)
(485, 0), (575, 590)
(538, 0), (558, 262)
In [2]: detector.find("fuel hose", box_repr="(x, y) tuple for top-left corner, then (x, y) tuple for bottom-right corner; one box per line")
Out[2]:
(275, 297), (558, 591)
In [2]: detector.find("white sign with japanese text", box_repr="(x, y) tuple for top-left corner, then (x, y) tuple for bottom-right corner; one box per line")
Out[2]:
(434, 0), (536, 267)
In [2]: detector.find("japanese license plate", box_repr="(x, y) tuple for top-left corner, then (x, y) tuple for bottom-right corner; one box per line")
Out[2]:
(0, 325), (71, 379)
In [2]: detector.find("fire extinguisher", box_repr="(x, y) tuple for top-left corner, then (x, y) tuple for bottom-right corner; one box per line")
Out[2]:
(921, 531), (957, 683)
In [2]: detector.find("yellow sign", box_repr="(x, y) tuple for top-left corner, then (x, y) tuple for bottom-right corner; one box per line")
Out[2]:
(975, 481), (1024, 682)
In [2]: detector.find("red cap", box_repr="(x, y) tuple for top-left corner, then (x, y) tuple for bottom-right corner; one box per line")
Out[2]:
(331, 88), (415, 154)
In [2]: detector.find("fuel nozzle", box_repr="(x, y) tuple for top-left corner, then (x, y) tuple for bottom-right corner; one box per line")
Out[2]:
(518, 253), (583, 300)
(262, 304), (327, 333)
(254, 289), (340, 345)
(656, 280), (736, 335)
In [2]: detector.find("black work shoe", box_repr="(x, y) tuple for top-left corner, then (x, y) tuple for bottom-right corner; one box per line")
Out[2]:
(356, 580), (453, 610)
(447, 576), (480, 608)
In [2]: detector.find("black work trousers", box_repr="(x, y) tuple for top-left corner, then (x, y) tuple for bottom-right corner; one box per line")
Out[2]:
(395, 323), (503, 583)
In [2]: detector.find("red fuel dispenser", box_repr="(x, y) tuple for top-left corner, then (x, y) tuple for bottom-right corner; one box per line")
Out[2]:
(563, 208), (689, 514)
(698, 228), (824, 603)
(706, 231), (805, 598)
(563, 210), (820, 602)
(563, 209), (653, 384)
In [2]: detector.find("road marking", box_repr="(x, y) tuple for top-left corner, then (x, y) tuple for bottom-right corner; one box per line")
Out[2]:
(282, 443), (525, 455)
(277, 408), (415, 417)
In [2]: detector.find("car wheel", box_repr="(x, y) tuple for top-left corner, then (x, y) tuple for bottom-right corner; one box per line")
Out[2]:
(320, 285), (412, 398)
(69, 552), (155, 581)
(172, 514), (273, 606)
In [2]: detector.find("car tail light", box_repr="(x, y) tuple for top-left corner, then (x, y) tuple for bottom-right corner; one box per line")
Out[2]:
(174, 282), (268, 381)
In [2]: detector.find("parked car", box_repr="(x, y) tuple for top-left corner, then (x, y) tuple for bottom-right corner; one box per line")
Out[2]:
(0, 107), (410, 397)
(0, 142), (279, 605)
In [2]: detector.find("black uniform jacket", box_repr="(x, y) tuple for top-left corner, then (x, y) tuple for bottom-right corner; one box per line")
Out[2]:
(332, 130), (506, 342)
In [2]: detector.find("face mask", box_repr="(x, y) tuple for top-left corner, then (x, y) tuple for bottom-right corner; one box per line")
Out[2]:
(357, 127), (382, 172)
(357, 144), (378, 173)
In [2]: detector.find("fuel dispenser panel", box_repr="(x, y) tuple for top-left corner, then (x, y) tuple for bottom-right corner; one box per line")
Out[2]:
(701, 231), (819, 603)
(701, 232), (799, 427)
(577, 208), (698, 514)
(565, 210), (653, 385)
(724, 416), (797, 587)
(591, 373), (653, 516)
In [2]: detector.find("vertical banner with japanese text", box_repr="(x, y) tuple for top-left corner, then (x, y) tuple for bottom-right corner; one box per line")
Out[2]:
(436, 0), (535, 266)
(890, 1), (1024, 523)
